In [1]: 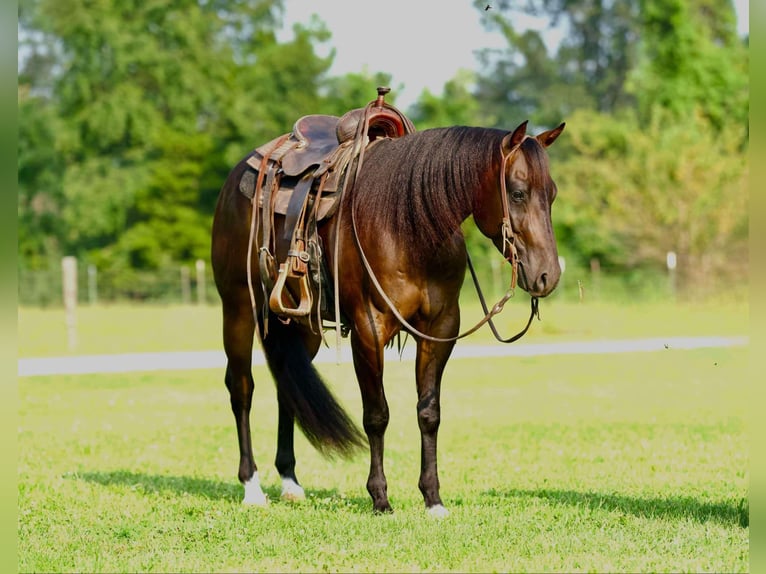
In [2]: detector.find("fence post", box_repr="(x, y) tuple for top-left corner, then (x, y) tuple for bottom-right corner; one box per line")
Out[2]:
(666, 251), (677, 301)
(62, 256), (78, 351)
(181, 265), (191, 304)
(195, 259), (206, 305)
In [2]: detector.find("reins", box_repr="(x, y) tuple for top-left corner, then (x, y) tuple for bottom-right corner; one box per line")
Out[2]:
(349, 137), (540, 344)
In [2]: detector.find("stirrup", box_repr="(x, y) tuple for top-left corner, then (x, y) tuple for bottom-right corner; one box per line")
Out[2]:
(269, 263), (313, 317)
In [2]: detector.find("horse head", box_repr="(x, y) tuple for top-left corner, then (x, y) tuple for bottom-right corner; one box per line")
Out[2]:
(475, 120), (566, 298)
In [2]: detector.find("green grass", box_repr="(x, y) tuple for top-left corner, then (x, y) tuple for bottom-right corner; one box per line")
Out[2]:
(18, 345), (749, 572)
(17, 298), (748, 357)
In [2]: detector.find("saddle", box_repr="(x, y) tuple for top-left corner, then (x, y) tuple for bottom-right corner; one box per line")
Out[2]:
(238, 87), (416, 331)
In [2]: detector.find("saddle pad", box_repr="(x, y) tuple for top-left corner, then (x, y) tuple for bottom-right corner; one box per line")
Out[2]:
(269, 188), (340, 222)
(238, 169), (340, 223)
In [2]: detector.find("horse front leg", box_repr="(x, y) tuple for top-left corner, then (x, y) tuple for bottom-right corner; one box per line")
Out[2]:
(350, 318), (391, 513)
(415, 310), (459, 517)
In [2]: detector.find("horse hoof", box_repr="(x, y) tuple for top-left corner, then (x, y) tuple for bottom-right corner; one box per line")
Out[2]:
(280, 478), (306, 502)
(427, 504), (449, 518)
(242, 473), (269, 506)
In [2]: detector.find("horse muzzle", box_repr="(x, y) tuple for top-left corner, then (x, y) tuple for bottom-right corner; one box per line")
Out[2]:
(518, 260), (560, 298)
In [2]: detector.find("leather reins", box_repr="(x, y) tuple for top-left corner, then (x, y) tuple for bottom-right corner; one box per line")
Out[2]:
(349, 137), (541, 344)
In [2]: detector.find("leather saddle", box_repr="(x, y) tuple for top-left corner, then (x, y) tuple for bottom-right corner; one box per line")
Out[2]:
(238, 87), (415, 328)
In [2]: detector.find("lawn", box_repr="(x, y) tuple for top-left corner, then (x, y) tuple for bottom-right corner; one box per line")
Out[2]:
(18, 338), (749, 571)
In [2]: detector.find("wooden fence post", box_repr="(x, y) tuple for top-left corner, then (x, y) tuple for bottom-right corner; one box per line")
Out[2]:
(62, 256), (78, 351)
(666, 251), (677, 301)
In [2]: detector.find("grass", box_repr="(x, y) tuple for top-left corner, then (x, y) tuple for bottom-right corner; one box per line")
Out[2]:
(17, 297), (748, 357)
(18, 343), (749, 572)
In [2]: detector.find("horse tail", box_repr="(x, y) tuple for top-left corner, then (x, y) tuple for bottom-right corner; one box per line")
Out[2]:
(261, 318), (365, 457)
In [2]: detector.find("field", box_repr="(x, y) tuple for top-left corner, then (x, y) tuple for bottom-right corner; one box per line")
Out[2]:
(18, 301), (749, 572)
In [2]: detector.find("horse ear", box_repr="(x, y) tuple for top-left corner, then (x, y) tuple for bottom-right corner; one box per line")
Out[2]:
(502, 120), (528, 153)
(536, 122), (566, 148)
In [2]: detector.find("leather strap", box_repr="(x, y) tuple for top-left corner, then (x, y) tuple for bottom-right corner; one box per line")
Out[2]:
(467, 253), (539, 343)
(283, 174), (314, 242)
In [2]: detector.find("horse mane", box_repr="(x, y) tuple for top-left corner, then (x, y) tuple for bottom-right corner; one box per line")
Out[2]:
(352, 126), (505, 250)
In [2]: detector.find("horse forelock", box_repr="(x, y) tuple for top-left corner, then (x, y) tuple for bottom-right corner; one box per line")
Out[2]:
(518, 137), (555, 201)
(353, 126), (505, 250)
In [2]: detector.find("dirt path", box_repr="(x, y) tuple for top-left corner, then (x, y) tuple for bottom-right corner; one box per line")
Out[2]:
(18, 335), (748, 377)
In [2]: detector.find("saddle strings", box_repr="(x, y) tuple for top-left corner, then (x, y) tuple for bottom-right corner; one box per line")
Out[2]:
(246, 144), (279, 340)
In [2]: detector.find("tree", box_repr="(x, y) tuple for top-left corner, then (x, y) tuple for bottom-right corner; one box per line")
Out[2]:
(320, 70), (399, 118)
(408, 69), (484, 129)
(552, 108), (748, 294)
(17, 87), (65, 270)
(473, 0), (640, 128)
(468, 0), (748, 297)
(17, 0), (347, 297)
(628, 0), (748, 136)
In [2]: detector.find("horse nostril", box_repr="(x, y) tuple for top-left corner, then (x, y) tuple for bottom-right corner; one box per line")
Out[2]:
(539, 273), (548, 290)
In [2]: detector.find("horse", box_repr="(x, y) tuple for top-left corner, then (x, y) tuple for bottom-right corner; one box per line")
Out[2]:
(211, 117), (565, 516)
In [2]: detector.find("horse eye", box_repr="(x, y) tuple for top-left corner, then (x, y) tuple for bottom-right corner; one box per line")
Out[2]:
(510, 190), (525, 202)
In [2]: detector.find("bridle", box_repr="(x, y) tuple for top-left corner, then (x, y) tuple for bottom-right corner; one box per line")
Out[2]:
(350, 136), (541, 345)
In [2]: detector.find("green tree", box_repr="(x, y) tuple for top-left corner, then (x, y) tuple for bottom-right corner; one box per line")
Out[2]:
(474, 0), (639, 128)
(17, 87), (65, 270)
(408, 69), (484, 129)
(320, 70), (399, 118)
(628, 0), (748, 135)
(469, 0), (748, 297)
(17, 0), (351, 298)
(552, 108), (748, 295)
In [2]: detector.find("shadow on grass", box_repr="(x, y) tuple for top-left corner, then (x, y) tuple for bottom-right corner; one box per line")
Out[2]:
(72, 470), (372, 512)
(482, 487), (748, 528)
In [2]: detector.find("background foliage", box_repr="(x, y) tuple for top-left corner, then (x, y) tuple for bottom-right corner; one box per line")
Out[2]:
(17, 0), (748, 304)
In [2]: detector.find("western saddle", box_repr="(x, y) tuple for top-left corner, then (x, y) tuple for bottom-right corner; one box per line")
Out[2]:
(238, 87), (416, 332)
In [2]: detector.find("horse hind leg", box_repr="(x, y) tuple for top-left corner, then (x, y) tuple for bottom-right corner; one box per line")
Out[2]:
(274, 395), (306, 502)
(221, 298), (268, 506)
(261, 316), (364, 501)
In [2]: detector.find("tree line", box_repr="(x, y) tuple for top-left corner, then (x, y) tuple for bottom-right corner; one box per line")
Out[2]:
(18, 0), (748, 303)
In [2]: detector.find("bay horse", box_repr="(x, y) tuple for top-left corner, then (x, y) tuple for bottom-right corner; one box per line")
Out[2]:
(211, 118), (565, 516)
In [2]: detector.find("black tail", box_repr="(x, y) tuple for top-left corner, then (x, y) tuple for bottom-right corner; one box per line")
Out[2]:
(261, 318), (365, 457)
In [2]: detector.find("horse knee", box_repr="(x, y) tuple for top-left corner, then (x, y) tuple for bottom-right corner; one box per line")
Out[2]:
(417, 398), (440, 434)
(363, 407), (389, 436)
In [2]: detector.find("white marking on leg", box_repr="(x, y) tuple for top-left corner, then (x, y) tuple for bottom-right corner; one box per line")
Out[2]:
(242, 472), (269, 506)
(280, 477), (306, 502)
(427, 504), (450, 518)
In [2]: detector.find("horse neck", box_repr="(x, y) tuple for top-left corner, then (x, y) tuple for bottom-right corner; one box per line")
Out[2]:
(349, 127), (505, 251)
(453, 132), (505, 234)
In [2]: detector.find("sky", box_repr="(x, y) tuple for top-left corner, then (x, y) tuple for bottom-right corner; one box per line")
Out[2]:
(281, 0), (750, 110)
